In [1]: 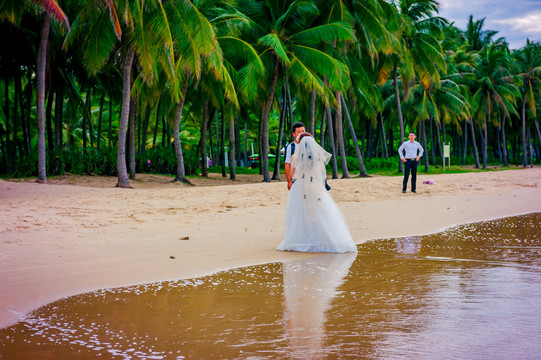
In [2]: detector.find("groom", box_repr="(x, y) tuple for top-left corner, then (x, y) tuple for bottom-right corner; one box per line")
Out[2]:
(285, 122), (306, 190)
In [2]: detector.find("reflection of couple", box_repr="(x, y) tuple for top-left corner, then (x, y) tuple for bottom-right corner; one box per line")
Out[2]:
(282, 253), (357, 358)
(277, 122), (357, 253)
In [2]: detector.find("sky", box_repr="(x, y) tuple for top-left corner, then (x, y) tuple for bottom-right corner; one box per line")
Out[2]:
(437, 0), (541, 49)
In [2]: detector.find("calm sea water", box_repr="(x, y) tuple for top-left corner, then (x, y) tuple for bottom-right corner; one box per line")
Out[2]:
(1, 213), (540, 359)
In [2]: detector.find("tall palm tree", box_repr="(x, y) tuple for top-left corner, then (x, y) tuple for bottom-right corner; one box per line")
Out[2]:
(471, 44), (519, 168)
(5, 1), (70, 182)
(513, 40), (541, 167)
(239, 0), (354, 181)
(386, 0), (447, 172)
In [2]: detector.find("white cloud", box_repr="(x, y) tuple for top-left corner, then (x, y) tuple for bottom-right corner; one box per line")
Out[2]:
(494, 11), (541, 33)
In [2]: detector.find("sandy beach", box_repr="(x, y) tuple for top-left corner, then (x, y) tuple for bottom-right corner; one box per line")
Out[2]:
(1, 167), (540, 330)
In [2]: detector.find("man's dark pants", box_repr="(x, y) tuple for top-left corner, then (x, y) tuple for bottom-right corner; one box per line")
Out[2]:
(403, 159), (418, 191)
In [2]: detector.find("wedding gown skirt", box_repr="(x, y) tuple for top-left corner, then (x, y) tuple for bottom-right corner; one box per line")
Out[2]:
(277, 181), (357, 253)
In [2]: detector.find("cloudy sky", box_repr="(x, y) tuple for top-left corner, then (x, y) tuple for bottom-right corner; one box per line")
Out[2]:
(437, 0), (541, 49)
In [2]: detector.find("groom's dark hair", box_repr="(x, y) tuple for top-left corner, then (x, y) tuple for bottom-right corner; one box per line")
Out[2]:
(292, 122), (305, 134)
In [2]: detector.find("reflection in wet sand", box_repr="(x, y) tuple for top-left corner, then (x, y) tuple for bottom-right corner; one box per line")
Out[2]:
(282, 253), (356, 359)
(1, 213), (540, 359)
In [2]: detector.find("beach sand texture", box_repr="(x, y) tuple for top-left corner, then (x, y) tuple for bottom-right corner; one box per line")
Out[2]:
(1, 167), (540, 329)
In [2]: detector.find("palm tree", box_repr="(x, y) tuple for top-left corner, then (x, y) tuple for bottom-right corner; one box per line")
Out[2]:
(5, 1), (70, 182)
(513, 40), (541, 167)
(471, 44), (519, 168)
(239, 0), (354, 181)
(386, 0), (447, 172)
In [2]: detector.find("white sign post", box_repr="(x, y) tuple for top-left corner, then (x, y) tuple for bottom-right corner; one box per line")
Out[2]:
(443, 143), (450, 171)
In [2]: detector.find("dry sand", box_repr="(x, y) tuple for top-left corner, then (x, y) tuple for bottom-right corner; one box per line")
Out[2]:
(1, 167), (540, 329)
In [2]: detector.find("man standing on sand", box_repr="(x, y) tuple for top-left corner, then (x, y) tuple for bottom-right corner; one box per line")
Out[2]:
(285, 122), (306, 190)
(398, 131), (424, 193)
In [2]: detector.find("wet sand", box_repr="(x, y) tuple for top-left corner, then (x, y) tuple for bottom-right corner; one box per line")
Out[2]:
(1, 213), (540, 359)
(0, 167), (540, 330)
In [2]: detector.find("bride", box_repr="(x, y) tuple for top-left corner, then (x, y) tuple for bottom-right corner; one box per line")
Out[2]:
(277, 133), (357, 253)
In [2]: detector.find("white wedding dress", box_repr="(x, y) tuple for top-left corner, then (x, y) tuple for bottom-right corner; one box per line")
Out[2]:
(277, 136), (357, 253)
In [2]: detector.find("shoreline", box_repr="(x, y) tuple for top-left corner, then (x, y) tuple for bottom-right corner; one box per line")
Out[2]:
(1, 167), (540, 329)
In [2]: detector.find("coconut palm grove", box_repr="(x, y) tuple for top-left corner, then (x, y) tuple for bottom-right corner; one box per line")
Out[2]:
(1, 0), (540, 186)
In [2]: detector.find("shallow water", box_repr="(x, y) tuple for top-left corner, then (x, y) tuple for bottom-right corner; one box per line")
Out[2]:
(1, 213), (540, 359)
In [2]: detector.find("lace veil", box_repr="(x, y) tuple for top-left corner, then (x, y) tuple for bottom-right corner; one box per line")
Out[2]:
(291, 136), (331, 216)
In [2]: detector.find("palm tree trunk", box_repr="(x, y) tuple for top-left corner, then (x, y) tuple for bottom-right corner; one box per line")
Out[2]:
(45, 88), (54, 154)
(19, 77), (31, 155)
(141, 103), (151, 156)
(54, 87), (63, 151)
(462, 119), (468, 165)
(309, 89), (316, 134)
(534, 120), (541, 163)
(320, 110), (326, 147)
(97, 94), (105, 153)
(272, 87), (286, 180)
(261, 58), (280, 182)
(378, 112), (388, 157)
(325, 105), (339, 179)
(482, 118), (488, 169)
(429, 117), (435, 165)
(221, 108), (227, 177)
(421, 119), (429, 171)
(501, 114), (508, 166)
(435, 120), (443, 166)
(521, 94), (528, 167)
(128, 95), (136, 180)
(36, 13), (51, 183)
(286, 73), (294, 129)
(468, 118), (480, 169)
(116, 47), (135, 188)
(108, 98), (113, 149)
(4, 77), (14, 173)
(393, 62), (405, 173)
(172, 76), (191, 184)
(335, 91), (349, 178)
(153, 97), (162, 148)
(342, 94), (368, 177)
(201, 100), (209, 177)
(229, 110), (236, 180)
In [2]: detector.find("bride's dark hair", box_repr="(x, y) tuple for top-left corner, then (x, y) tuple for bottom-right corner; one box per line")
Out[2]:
(297, 132), (313, 142)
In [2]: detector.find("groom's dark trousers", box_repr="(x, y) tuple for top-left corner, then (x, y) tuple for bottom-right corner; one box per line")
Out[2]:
(402, 159), (418, 191)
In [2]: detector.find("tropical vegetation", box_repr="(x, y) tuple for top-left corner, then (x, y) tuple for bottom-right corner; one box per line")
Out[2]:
(1, 0), (540, 186)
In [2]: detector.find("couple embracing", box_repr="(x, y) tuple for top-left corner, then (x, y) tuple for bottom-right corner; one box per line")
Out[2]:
(276, 122), (357, 253)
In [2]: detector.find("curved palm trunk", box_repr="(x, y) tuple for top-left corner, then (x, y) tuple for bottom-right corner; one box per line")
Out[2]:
(172, 77), (191, 184)
(468, 118), (481, 169)
(325, 105), (339, 179)
(128, 96), (136, 180)
(201, 100), (209, 177)
(335, 91), (349, 178)
(272, 87), (286, 180)
(37, 13), (51, 183)
(341, 94), (368, 177)
(521, 94), (528, 167)
(116, 47), (135, 188)
(261, 58), (280, 182)
(229, 110), (236, 180)
(393, 62), (405, 173)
